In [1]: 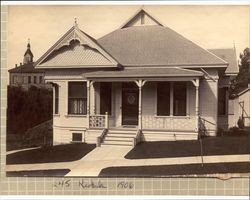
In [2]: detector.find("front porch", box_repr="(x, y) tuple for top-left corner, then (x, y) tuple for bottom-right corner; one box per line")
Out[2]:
(83, 68), (203, 146)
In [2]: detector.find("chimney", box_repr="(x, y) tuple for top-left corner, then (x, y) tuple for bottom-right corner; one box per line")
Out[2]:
(15, 64), (17, 68)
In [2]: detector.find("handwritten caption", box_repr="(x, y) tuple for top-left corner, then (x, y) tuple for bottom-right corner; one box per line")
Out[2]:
(53, 179), (134, 190)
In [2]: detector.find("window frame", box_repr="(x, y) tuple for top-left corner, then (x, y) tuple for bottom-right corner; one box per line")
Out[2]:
(155, 81), (188, 117)
(54, 84), (59, 115)
(156, 82), (171, 116)
(173, 82), (187, 116)
(218, 87), (227, 116)
(68, 81), (87, 115)
(28, 76), (31, 84)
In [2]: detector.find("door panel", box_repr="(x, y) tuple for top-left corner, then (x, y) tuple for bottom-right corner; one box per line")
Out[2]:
(122, 83), (138, 125)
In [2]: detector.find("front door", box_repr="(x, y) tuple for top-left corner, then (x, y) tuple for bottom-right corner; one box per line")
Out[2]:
(122, 82), (138, 125)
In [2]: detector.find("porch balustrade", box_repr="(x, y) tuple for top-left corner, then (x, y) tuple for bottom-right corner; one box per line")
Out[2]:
(142, 115), (197, 131)
(89, 112), (109, 129)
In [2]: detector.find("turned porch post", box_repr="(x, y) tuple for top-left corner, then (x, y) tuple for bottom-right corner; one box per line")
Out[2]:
(195, 79), (200, 132)
(135, 80), (146, 130)
(87, 80), (91, 128)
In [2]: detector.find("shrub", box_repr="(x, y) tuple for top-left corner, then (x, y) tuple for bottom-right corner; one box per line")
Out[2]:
(237, 117), (245, 129)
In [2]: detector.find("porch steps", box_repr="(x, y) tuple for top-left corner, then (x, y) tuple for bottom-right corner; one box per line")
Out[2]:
(101, 128), (136, 146)
(142, 130), (198, 141)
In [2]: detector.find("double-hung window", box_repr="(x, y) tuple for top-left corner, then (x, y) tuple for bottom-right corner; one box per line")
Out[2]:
(157, 82), (170, 116)
(173, 82), (187, 116)
(68, 82), (87, 115)
(157, 82), (187, 116)
(218, 87), (227, 115)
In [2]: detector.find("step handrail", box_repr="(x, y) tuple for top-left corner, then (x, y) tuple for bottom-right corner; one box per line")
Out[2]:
(96, 128), (108, 147)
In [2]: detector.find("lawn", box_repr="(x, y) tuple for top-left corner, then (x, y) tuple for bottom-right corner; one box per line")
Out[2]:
(125, 136), (250, 159)
(6, 143), (95, 164)
(6, 169), (70, 177)
(99, 162), (250, 177)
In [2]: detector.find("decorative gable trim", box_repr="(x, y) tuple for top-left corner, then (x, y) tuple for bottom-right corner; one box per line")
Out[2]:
(35, 24), (119, 68)
(120, 8), (163, 29)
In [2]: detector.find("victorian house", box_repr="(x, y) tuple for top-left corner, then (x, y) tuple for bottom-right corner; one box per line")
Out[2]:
(35, 9), (238, 146)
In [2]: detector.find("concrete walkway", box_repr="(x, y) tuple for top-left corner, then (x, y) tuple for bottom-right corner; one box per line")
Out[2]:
(6, 145), (250, 176)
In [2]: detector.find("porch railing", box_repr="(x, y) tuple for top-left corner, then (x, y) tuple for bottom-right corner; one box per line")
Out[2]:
(89, 112), (109, 129)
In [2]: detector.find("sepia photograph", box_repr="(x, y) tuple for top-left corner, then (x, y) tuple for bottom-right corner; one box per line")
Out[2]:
(5, 5), (250, 178)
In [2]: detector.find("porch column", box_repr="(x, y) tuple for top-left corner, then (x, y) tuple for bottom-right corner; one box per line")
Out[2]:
(86, 80), (91, 128)
(192, 79), (200, 132)
(135, 80), (146, 130)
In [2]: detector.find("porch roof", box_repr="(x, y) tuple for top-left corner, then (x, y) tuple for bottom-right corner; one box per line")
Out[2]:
(82, 67), (204, 79)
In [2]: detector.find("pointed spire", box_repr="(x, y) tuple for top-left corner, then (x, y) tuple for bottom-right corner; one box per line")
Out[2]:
(27, 38), (30, 49)
(23, 38), (33, 64)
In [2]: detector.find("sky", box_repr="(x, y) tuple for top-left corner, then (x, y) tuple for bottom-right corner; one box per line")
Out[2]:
(7, 5), (250, 69)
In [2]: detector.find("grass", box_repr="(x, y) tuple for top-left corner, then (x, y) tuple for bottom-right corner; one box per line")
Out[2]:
(6, 169), (70, 177)
(99, 162), (250, 177)
(6, 143), (95, 164)
(125, 135), (250, 159)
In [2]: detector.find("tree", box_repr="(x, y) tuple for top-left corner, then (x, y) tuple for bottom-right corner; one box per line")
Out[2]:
(229, 47), (250, 97)
(7, 86), (53, 135)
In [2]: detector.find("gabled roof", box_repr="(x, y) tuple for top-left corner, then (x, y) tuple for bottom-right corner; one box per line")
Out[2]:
(8, 62), (44, 73)
(83, 67), (203, 79)
(35, 24), (119, 69)
(98, 25), (228, 67)
(208, 48), (238, 74)
(120, 8), (163, 28)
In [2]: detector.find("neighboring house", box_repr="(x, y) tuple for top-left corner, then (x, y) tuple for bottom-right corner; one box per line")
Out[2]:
(229, 85), (250, 128)
(35, 9), (238, 146)
(8, 42), (50, 90)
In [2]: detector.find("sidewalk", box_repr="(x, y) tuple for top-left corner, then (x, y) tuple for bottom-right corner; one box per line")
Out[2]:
(6, 145), (250, 176)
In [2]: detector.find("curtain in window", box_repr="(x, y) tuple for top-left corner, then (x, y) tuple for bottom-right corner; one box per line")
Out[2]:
(68, 82), (87, 115)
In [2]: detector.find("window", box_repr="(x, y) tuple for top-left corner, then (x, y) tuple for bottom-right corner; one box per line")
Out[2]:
(72, 133), (82, 142)
(100, 82), (112, 115)
(218, 87), (227, 115)
(28, 76), (31, 84)
(39, 76), (43, 84)
(68, 82), (87, 115)
(157, 82), (170, 116)
(34, 76), (37, 84)
(12, 75), (18, 84)
(173, 82), (186, 116)
(54, 85), (59, 114)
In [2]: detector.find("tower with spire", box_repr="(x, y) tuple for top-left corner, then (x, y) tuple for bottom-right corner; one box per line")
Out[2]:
(23, 39), (33, 64)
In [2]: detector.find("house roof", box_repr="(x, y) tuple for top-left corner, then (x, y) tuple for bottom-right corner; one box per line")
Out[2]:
(83, 67), (203, 79)
(98, 25), (228, 67)
(8, 62), (44, 73)
(208, 48), (238, 74)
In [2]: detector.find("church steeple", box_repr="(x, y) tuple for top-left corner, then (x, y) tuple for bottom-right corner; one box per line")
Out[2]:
(23, 39), (33, 64)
